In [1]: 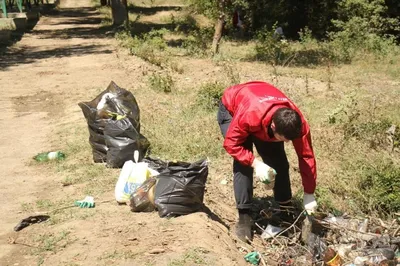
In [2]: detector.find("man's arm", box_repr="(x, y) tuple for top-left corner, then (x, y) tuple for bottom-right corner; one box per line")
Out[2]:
(292, 123), (317, 194)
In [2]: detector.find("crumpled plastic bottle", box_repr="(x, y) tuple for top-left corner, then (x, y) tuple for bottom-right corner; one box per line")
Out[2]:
(34, 151), (66, 162)
(263, 168), (276, 190)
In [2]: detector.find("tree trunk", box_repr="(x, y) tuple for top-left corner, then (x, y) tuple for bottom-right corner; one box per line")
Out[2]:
(122, 0), (129, 28)
(111, 0), (127, 26)
(211, 0), (226, 55)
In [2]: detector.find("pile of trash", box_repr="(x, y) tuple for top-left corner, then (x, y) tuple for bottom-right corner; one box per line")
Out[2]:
(249, 205), (400, 266)
(79, 81), (150, 168)
(79, 81), (209, 218)
(115, 151), (209, 218)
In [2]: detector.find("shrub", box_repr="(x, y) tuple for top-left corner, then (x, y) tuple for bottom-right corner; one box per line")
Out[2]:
(115, 29), (168, 66)
(327, 93), (399, 150)
(197, 81), (226, 111)
(357, 162), (400, 216)
(326, 0), (400, 62)
(183, 27), (214, 56)
(170, 13), (199, 33)
(254, 26), (295, 66)
(148, 72), (174, 93)
(291, 27), (334, 66)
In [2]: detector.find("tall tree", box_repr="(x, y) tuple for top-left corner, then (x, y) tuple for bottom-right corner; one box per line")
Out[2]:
(111, 0), (128, 27)
(211, 0), (226, 55)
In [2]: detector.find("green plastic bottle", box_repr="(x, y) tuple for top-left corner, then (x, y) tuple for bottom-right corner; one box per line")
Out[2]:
(34, 151), (66, 162)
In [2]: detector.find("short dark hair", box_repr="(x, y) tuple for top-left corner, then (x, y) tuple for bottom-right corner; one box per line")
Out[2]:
(272, 108), (302, 140)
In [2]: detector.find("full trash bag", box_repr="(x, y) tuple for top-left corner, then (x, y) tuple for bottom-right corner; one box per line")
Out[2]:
(78, 81), (150, 167)
(143, 157), (208, 218)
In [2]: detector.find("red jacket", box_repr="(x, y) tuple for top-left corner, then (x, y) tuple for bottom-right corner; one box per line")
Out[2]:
(221, 81), (316, 194)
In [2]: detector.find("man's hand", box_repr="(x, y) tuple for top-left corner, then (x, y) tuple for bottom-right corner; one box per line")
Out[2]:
(303, 193), (317, 214)
(252, 159), (276, 188)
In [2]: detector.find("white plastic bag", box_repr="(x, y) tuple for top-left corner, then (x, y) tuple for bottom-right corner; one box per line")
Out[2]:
(114, 151), (157, 203)
(261, 224), (283, 240)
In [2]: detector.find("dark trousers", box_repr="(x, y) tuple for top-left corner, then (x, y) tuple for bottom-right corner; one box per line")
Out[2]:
(217, 102), (292, 210)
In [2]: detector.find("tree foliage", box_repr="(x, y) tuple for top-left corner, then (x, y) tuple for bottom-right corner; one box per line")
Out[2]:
(188, 0), (399, 41)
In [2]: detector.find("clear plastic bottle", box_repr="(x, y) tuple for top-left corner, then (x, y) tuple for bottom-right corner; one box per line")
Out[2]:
(33, 151), (66, 162)
(263, 168), (276, 189)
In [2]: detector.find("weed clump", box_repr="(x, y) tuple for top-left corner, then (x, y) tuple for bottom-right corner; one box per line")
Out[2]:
(148, 72), (174, 93)
(357, 162), (400, 216)
(183, 27), (214, 56)
(116, 29), (168, 66)
(196, 81), (226, 111)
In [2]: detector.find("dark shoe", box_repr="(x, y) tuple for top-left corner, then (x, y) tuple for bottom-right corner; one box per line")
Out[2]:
(235, 212), (252, 243)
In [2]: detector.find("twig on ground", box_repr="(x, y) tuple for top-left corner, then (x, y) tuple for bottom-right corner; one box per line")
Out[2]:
(259, 252), (267, 266)
(271, 210), (306, 244)
(8, 237), (38, 248)
(278, 235), (313, 256)
(393, 226), (400, 237)
(378, 218), (390, 229)
(36, 199), (114, 215)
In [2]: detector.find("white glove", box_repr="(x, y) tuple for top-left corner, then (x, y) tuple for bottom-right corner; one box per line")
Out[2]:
(303, 193), (317, 214)
(252, 159), (276, 187)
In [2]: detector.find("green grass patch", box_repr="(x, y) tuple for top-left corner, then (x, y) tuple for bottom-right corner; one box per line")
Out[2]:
(116, 29), (169, 67)
(357, 162), (400, 216)
(168, 248), (209, 266)
(33, 230), (75, 254)
(148, 72), (175, 93)
(98, 249), (137, 261)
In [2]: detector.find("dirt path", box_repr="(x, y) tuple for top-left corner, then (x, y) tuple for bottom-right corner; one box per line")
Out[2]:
(0, 1), (249, 265)
(0, 0), (130, 263)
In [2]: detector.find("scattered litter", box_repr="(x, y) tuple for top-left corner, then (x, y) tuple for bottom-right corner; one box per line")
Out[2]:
(261, 224), (283, 240)
(244, 251), (260, 265)
(33, 151), (65, 162)
(220, 179), (228, 185)
(324, 247), (343, 265)
(252, 205), (400, 266)
(74, 196), (95, 208)
(14, 215), (50, 231)
(130, 177), (157, 212)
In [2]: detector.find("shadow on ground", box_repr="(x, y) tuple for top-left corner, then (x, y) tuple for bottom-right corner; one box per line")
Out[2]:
(0, 16), (40, 50)
(128, 5), (182, 16)
(0, 5), (115, 69)
(202, 205), (230, 230)
(0, 44), (112, 69)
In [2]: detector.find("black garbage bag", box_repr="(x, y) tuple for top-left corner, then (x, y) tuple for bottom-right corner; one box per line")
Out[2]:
(104, 118), (150, 168)
(145, 157), (208, 218)
(78, 81), (150, 167)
